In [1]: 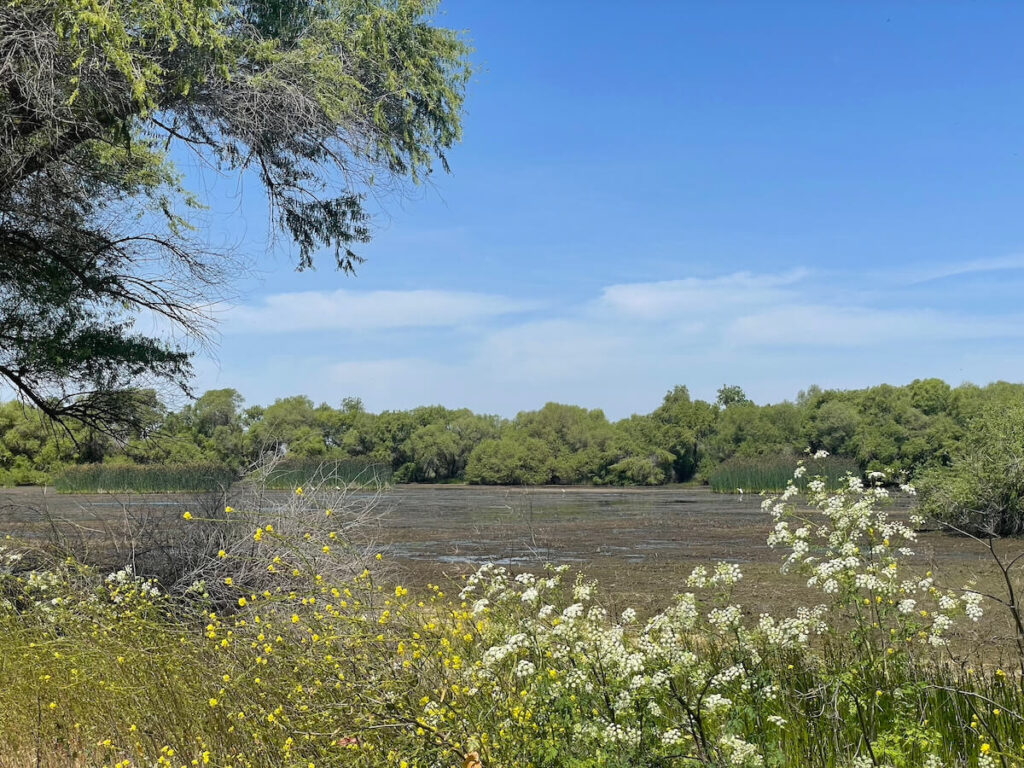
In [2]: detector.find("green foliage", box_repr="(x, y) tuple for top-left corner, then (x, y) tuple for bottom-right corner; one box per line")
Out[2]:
(716, 383), (751, 408)
(464, 435), (553, 485)
(515, 403), (620, 484)
(650, 385), (718, 481)
(918, 404), (1024, 535)
(708, 455), (860, 493)
(603, 452), (674, 485)
(3, 377), (1024, 491)
(0, 0), (471, 431)
(401, 411), (501, 482)
(54, 463), (237, 493)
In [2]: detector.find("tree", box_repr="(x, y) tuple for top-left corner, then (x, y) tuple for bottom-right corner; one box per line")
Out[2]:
(650, 386), (718, 481)
(464, 435), (553, 486)
(514, 403), (619, 484)
(804, 396), (860, 456)
(918, 404), (1024, 536)
(716, 385), (750, 409)
(246, 396), (323, 457)
(402, 411), (501, 481)
(0, 0), (471, 433)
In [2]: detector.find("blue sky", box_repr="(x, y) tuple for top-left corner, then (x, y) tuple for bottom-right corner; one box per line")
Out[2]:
(178, 1), (1024, 419)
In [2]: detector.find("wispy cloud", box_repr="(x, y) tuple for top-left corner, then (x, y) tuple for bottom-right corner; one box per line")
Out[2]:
(224, 289), (537, 333)
(726, 306), (1024, 347)
(908, 254), (1024, 284)
(599, 270), (808, 320)
(198, 265), (1024, 418)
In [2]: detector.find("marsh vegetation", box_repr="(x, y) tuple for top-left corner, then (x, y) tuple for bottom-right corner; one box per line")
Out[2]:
(3, 465), (1024, 767)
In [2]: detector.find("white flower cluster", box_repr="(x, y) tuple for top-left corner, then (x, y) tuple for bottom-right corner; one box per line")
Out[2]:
(763, 464), (982, 648)
(458, 553), (843, 765)
(444, 467), (1000, 765)
(104, 564), (161, 604)
(718, 734), (764, 767)
(687, 562), (743, 588)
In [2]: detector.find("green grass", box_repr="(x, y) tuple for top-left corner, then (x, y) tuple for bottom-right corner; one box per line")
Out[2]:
(1, 538), (1020, 768)
(708, 455), (860, 493)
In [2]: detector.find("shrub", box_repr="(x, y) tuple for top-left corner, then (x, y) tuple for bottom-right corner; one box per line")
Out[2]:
(603, 451), (674, 485)
(0, 455), (50, 486)
(464, 436), (553, 485)
(918, 404), (1024, 536)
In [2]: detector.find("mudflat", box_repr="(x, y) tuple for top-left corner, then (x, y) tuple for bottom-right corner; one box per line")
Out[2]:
(2, 484), (1018, 631)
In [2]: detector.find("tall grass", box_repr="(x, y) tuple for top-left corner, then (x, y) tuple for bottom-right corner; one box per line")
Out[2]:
(708, 455), (860, 493)
(54, 463), (238, 493)
(53, 458), (393, 493)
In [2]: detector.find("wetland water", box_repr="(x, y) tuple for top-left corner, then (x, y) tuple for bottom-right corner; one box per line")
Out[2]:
(0, 484), (1014, 618)
(380, 485), (774, 605)
(379, 486), (1001, 616)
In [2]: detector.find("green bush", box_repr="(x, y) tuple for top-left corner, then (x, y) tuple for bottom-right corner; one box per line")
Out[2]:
(0, 455), (51, 486)
(918, 404), (1024, 536)
(603, 451), (674, 485)
(464, 436), (553, 485)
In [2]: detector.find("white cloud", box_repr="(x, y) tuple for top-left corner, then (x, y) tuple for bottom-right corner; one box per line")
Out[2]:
(599, 269), (807, 320)
(225, 288), (536, 333)
(726, 306), (1024, 347)
(192, 265), (1024, 419)
(910, 253), (1024, 284)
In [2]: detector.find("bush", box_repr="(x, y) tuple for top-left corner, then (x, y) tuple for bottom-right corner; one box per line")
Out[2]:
(0, 455), (50, 486)
(918, 404), (1024, 536)
(603, 451), (674, 485)
(464, 436), (553, 485)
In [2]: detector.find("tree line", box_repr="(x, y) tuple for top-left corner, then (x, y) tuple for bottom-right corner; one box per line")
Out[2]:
(1, 377), (1020, 488)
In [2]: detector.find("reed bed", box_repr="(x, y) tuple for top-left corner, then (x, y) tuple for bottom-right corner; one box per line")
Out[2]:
(708, 455), (860, 492)
(54, 463), (238, 493)
(52, 458), (392, 494)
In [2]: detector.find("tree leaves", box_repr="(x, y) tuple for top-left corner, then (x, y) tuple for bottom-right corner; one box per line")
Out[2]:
(0, 0), (471, 433)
